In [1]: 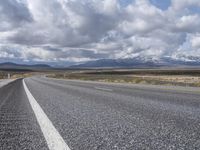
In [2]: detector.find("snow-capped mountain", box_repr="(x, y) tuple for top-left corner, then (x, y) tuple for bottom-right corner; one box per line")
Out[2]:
(70, 55), (200, 68)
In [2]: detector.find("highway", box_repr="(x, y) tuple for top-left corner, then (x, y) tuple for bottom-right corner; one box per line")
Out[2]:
(0, 77), (200, 149)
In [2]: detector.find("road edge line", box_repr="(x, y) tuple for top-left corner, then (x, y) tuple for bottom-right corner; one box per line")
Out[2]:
(23, 79), (71, 150)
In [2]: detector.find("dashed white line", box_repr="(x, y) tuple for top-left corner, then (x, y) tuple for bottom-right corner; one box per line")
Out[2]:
(23, 79), (71, 150)
(94, 87), (113, 92)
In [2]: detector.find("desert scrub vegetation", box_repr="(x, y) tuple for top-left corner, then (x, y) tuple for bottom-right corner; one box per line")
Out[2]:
(0, 71), (33, 79)
(48, 69), (200, 87)
(0, 72), (9, 79)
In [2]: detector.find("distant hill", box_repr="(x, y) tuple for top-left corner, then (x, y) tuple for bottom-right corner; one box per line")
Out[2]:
(70, 58), (161, 68)
(1, 56), (200, 70)
(70, 57), (200, 68)
(0, 62), (52, 71)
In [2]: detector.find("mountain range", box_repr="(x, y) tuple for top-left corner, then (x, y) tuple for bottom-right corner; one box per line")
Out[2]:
(0, 62), (52, 71)
(0, 55), (200, 70)
(70, 56), (200, 68)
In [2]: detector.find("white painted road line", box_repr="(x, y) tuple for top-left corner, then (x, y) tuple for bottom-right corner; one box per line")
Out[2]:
(23, 79), (71, 150)
(94, 87), (113, 92)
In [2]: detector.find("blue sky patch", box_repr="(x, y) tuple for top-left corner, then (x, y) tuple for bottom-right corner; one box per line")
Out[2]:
(150, 0), (171, 10)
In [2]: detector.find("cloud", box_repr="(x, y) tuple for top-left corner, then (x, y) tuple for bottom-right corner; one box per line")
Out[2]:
(0, 0), (32, 31)
(171, 0), (200, 10)
(118, 0), (167, 37)
(176, 15), (200, 33)
(191, 34), (200, 48)
(0, 0), (200, 65)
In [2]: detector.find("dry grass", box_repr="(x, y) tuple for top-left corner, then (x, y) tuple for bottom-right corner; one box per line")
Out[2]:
(0, 71), (34, 79)
(48, 69), (200, 87)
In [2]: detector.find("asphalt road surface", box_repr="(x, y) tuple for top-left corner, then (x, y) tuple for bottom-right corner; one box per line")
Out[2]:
(0, 77), (200, 150)
(0, 79), (14, 88)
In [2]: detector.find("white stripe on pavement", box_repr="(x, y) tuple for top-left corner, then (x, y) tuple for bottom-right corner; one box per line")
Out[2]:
(23, 79), (71, 150)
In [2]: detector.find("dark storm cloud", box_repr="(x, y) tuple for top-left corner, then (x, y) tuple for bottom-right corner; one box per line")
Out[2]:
(0, 0), (33, 31)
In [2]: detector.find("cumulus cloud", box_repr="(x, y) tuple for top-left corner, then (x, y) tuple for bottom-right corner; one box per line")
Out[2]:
(0, 0), (32, 31)
(176, 15), (200, 32)
(171, 0), (200, 10)
(0, 0), (200, 65)
(191, 34), (200, 48)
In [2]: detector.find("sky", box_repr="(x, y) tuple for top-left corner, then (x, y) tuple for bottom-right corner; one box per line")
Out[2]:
(0, 0), (200, 66)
